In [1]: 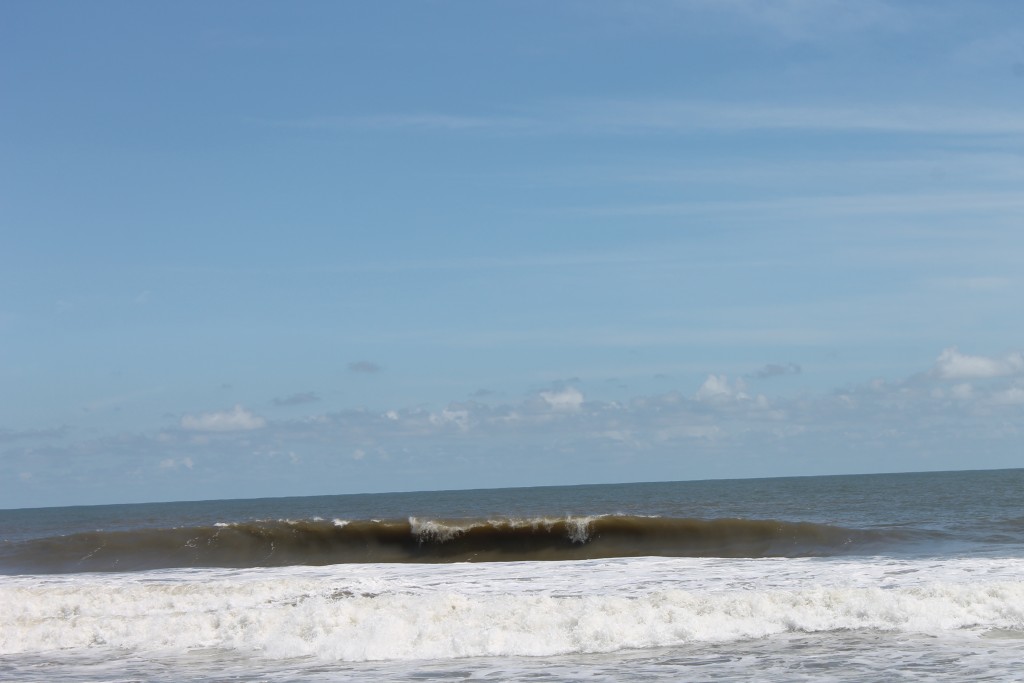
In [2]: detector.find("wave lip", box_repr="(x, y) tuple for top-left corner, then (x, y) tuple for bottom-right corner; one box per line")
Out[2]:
(0, 515), (899, 574)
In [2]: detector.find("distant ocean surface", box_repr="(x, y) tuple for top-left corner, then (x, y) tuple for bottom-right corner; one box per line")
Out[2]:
(2, 469), (1024, 681)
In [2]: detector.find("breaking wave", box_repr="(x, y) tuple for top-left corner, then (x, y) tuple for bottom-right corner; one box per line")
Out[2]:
(1, 515), (907, 573)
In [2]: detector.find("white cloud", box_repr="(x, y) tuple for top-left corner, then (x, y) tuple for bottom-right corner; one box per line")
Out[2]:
(540, 387), (585, 411)
(430, 407), (471, 431)
(15, 343), (1024, 510)
(581, 190), (1024, 219)
(951, 383), (974, 400)
(991, 387), (1024, 406)
(180, 405), (266, 432)
(567, 101), (1024, 137)
(655, 424), (723, 440)
(275, 100), (1024, 141)
(933, 347), (1024, 380)
(695, 374), (731, 401)
(159, 457), (194, 470)
(695, 374), (748, 402)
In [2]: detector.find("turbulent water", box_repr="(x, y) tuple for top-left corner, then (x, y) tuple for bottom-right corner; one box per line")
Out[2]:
(2, 469), (1024, 681)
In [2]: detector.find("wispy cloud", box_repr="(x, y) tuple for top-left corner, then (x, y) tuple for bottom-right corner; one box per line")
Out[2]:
(0, 426), (70, 443)
(932, 346), (1024, 380)
(348, 361), (382, 374)
(577, 190), (1024, 218)
(272, 392), (321, 407)
(268, 113), (534, 132)
(436, 326), (840, 349)
(557, 152), (1024, 190)
(8, 344), (1024, 506)
(180, 405), (266, 432)
(990, 386), (1024, 406)
(159, 456), (194, 470)
(562, 101), (1024, 136)
(952, 29), (1024, 68)
(930, 276), (1015, 292)
(539, 387), (585, 412)
(658, 0), (913, 42)
(268, 101), (1024, 138)
(272, 347), (1024, 454)
(581, 0), (917, 48)
(749, 363), (802, 380)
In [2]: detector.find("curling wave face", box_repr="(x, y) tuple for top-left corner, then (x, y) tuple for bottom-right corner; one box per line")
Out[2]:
(0, 515), (913, 573)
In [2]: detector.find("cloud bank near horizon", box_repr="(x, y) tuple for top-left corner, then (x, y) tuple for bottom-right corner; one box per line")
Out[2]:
(4, 346), (1021, 507)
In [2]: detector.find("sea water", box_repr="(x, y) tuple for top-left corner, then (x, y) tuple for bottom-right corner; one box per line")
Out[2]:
(2, 469), (1023, 681)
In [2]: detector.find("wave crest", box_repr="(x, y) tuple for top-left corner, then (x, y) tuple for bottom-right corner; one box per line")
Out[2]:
(0, 515), (899, 573)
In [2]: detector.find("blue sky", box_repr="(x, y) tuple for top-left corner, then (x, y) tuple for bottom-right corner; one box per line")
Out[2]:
(3, 1), (1023, 508)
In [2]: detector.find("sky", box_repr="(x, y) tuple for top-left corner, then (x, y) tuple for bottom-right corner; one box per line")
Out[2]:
(2, 0), (1023, 509)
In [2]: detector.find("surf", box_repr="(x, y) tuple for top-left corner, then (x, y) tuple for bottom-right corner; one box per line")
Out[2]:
(1, 515), (913, 573)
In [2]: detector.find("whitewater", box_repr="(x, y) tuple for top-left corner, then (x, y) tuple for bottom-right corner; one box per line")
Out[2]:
(3, 469), (1024, 681)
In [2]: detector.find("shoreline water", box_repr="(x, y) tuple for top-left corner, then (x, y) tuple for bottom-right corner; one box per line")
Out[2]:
(2, 469), (1023, 681)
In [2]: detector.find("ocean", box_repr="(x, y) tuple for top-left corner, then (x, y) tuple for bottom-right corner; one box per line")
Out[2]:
(2, 469), (1023, 681)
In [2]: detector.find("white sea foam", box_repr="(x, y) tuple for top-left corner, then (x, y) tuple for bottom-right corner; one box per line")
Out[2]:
(2, 557), (1023, 662)
(565, 515), (598, 543)
(406, 515), (604, 544)
(408, 517), (475, 542)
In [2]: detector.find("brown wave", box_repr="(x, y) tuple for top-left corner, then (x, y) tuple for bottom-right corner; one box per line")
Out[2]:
(0, 516), (896, 573)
